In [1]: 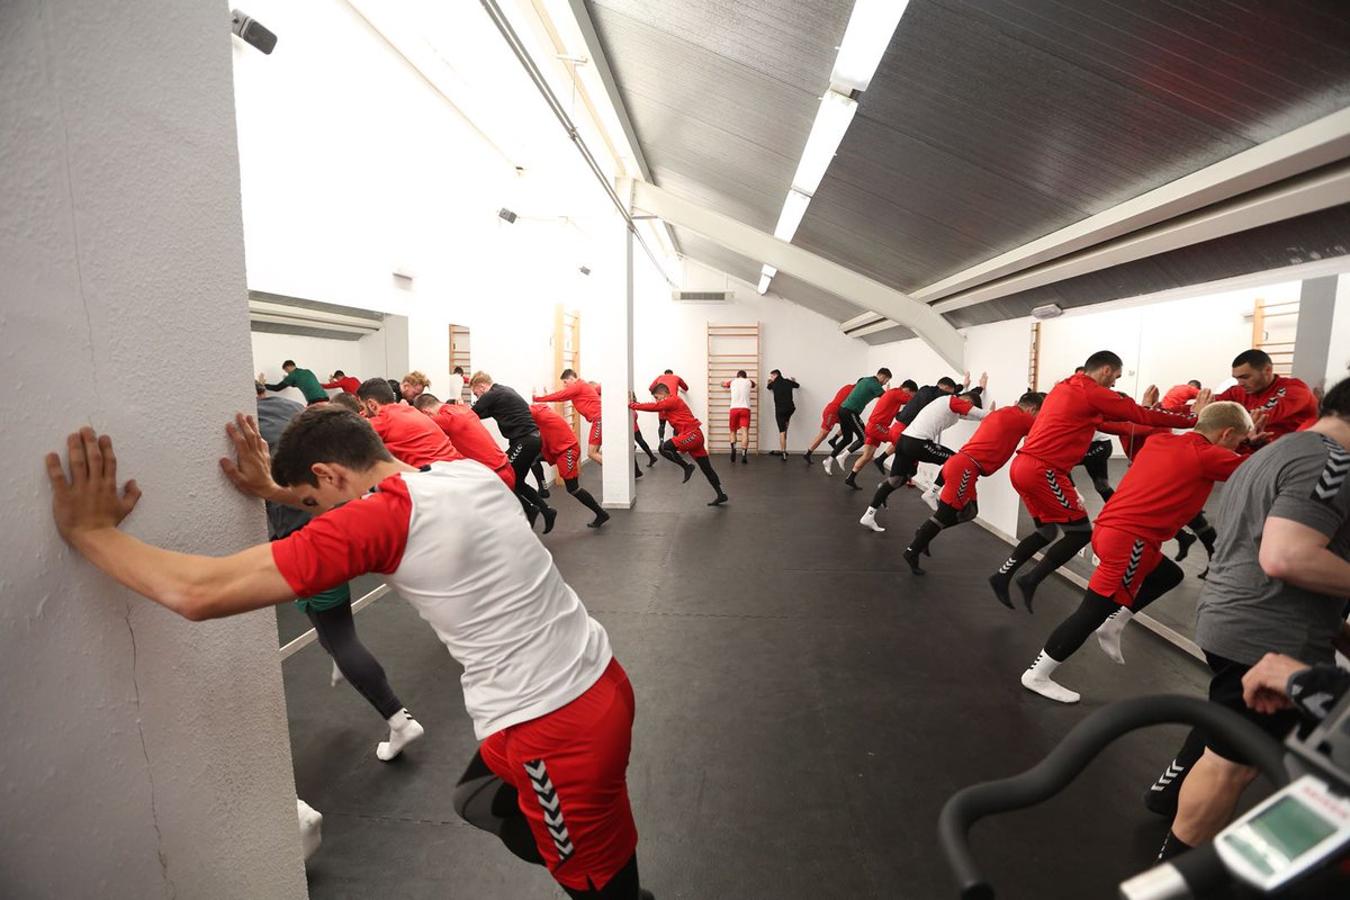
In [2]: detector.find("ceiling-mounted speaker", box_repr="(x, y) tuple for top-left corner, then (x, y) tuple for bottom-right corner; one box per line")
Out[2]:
(231, 9), (277, 54)
(498, 208), (518, 224)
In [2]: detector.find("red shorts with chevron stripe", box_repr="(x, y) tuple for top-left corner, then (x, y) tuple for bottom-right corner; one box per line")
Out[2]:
(1087, 526), (1163, 607)
(672, 427), (708, 459)
(1010, 454), (1085, 524)
(939, 452), (981, 510)
(478, 658), (637, 891)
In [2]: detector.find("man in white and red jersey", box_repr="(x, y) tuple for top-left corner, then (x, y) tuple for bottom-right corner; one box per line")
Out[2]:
(412, 393), (515, 490)
(531, 403), (611, 529)
(648, 370), (689, 441)
(843, 380), (916, 490)
(1020, 402), (1252, 703)
(1213, 349), (1319, 449)
(990, 350), (1203, 613)
(802, 382), (855, 464)
(859, 375), (989, 530)
(719, 370), (756, 463)
(536, 369), (604, 465)
(896, 391), (1045, 574)
(46, 408), (655, 900)
(1162, 380), (1202, 413)
(630, 383), (727, 506)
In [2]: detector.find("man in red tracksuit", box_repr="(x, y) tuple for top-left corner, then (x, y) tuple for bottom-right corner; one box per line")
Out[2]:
(803, 382), (855, 464)
(535, 370), (604, 464)
(630, 383), (727, 506)
(323, 370), (361, 395)
(1162, 381), (1202, 413)
(990, 350), (1202, 612)
(357, 378), (465, 468)
(648, 370), (690, 441)
(413, 394), (516, 490)
(844, 380), (917, 489)
(1020, 401), (1252, 703)
(1214, 348), (1319, 448)
(530, 403), (611, 528)
(902, 391), (1045, 574)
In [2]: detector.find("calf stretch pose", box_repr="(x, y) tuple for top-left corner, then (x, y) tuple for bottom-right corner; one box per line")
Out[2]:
(873, 375), (967, 474)
(766, 369), (799, 460)
(825, 368), (892, 474)
(632, 410), (657, 468)
(470, 373), (558, 533)
(720, 370), (756, 463)
(648, 370), (689, 443)
(536, 370), (604, 465)
(631, 385), (727, 506)
(860, 376), (988, 531)
(414, 393), (518, 491)
(900, 392), (1044, 573)
(1020, 402), (1251, 704)
(803, 382), (854, 463)
(531, 403), (610, 528)
(257, 385), (420, 760)
(844, 380), (916, 490)
(47, 409), (656, 900)
(989, 351), (1200, 613)
(261, 359), (330, 406)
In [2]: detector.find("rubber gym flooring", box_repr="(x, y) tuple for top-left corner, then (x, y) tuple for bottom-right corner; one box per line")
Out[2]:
(278, 452), (1230, 899)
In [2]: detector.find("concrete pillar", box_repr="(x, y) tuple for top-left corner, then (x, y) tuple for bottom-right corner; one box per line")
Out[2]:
(1292, 275), (1338, 390)
(0, 1), (307, 896)
(597, 214), (636, 507)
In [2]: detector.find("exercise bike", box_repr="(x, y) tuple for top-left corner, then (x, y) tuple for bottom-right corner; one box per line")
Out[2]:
(939, 693), (1350, 898)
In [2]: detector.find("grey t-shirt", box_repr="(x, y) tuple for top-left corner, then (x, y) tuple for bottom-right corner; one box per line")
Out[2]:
(1195, 431), (1350, 666)
(255, 394), (309, 540)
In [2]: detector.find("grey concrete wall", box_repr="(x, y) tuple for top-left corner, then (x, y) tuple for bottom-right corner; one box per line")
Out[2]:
(0, 1), (307, 897)
(1293, 275), (1338, 389)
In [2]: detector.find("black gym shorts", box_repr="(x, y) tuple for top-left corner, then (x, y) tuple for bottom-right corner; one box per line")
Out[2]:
(775, 407), (793, 433)
(1201, 651), (1302, 764)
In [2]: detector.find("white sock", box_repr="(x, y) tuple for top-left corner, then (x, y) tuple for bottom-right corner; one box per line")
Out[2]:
(297, 799), (323, 861)
(859, 507), (885, 532)
(1021, 651), (1080, 703)
(376, 709), (425, 762)
(330, 659), (345, 687)
(1095, 607), (1134, 665)
(922, 485), (940, 510)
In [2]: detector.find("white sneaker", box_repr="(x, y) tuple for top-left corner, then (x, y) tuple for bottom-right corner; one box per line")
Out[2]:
(1020, 670), (1080, 704)
(859, 509), (885, 532)
(921, 485), (940, 510)
(822, 457), (834, 475)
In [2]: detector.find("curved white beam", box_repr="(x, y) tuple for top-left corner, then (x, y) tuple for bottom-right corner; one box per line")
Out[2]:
(624, 179), (964, 368)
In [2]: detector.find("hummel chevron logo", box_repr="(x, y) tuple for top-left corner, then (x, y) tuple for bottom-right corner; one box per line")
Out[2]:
(524, 759), (574, 862)
(1313, 443), (1349, 502)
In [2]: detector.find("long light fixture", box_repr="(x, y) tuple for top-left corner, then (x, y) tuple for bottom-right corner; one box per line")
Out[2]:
(830, 0), (911, 93)
(759, 0), (908, 295)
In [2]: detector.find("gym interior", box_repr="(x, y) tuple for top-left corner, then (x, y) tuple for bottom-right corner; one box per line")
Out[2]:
(5, 1), (1350, 898)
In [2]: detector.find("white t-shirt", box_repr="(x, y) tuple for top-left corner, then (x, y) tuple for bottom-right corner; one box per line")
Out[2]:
(447, 373), (466, 402)
(905, 394), (990, 443)
(271, 460), (613, 739)
(728, 377), (752, 410)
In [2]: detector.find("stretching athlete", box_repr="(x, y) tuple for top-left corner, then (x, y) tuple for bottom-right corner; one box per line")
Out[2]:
(648, 370), (689, 442)
(844, 380), (916, 490)
(535, 370), (604, 465)
(531, 403), (611, 529)
(413, 393), (518, 490)
(825, 368), (891, 474)
(720, 370), (756, 463)
(765, 369), (799, 460)
(804, 382), (854, 464)
(469, 372), (558, 533)
(631, 384), (728, 506)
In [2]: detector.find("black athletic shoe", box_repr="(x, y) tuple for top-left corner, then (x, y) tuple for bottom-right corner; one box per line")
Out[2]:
(730, 449), (737, 463)
(741, 453), (748, 464)
(708, 492), (729, 506)
(538, 488), (550, 499)
(682, 464), (695, 484)
(802, 451), (813, 464)
(843, 474), (861, 490)
(640, 890), (655, 900)
(903, 548), (925, 575)
(587, 510), (611, 529)
(540, 507), (558, 535)
(988, 574), (1014, 610)
(647, 456), (658, 467)
(526, 506), (539, 529)
(1015, 574), (1039, 614)
(635, 468), (643, 479)
(873, 457), (887, 474)
(1174, 530), (1197, 561)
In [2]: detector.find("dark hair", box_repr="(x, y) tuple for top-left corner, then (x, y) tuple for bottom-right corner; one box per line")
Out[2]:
(1084, 350), (1123, 371)
(962, 390), (984, 408)
(331, 392), (362, 413)
(936, 377), (957, 390)
(1187, 379), (1201, 388)
(560, 368), (577, 380)
(358, 377), (398, 405)
(877, 367), (892, 379)
(736, 369), (747, 378)
(1232, 349), (1272, 369)
(1074, 366), (1086, 374)
(332, 370), (345, 378)
(663, 368), (673, 374)
(272, 406), (393, 488)
(1322, 377), (1350, 419)
(900, 379), (918, 391)
(387, 378), (401, 398)
(413, 393), (440, 411)
(770, 369), (781, 377)
(282, 359), (296, 369)
(1018, 390), (1046, 410)
(453, 366), (464, 375)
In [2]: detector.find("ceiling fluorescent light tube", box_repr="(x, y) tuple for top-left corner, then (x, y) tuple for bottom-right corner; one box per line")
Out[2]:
(791, 90), (857, 195)
(774, 189), (812, 242)
(831, 0), (911, 93)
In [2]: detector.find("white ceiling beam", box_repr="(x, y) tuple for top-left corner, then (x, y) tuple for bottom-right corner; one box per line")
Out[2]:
(933, 159), (1350, 315)
(625, 179), (964, 368)
(913, 107), (1350, 308)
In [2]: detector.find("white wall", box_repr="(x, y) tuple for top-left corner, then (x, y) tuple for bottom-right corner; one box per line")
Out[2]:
(1330, 275), (1350, 388)
(251, 331), (362, 402)
(0, 1), (305, 896)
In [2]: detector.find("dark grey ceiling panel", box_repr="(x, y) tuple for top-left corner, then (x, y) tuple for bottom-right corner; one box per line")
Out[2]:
(767, 272), (876, 324)
(673, 228), (763, 287)
(861, 324), (918, 346)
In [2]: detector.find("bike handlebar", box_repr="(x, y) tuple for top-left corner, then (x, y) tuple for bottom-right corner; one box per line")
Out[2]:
(938, 695), (1290, 899)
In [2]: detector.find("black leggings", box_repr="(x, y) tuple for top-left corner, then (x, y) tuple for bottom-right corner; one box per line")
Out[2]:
(633, 428), (655, 459)
(508, 433), (549, 511)
(775, 407), (794, 434)
(307, 600), (403, 719)
(837, 408), (866, 453)
(1043, 557), (1184, 661)
(888, 434), (955, 484)
(1078, 440), (1114, 500)
(453, 751), (643, 898)
(531, 460), (549, 492)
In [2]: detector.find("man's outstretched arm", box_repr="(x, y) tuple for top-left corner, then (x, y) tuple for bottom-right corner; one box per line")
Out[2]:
(48, 427), (296, 621)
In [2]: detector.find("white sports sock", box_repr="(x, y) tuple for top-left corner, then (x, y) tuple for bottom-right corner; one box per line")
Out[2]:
(859, 507), (885, 532)
(922, 485), (940, 510)
(1095, 607), (1134, 665)
(297, 799), (323, 861)
(376, 709), (425, 762)
(1021, 651), (1080, 703)
(822, 457), (834, 475)
(330, 659), (345, 687)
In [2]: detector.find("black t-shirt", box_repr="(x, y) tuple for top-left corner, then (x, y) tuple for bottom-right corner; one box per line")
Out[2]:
(896, 385), (945, 426)
(472, 383), (538, 442)
(766, 376), (799, 410)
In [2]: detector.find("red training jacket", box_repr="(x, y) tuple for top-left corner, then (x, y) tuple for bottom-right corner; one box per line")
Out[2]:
(630, 396), (702, 434)
(650, 373), (689, 396)
(1214, 375), (1318, 442)
(529, 404), (580, 458)
(958, 406), (1036, 474)
(431, 404), (508, 470)
(1095, 431), (1243, 543)
(535, 381), (601, 422)
(866, 388), (914, 429)
(369, 403), (462, 468)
